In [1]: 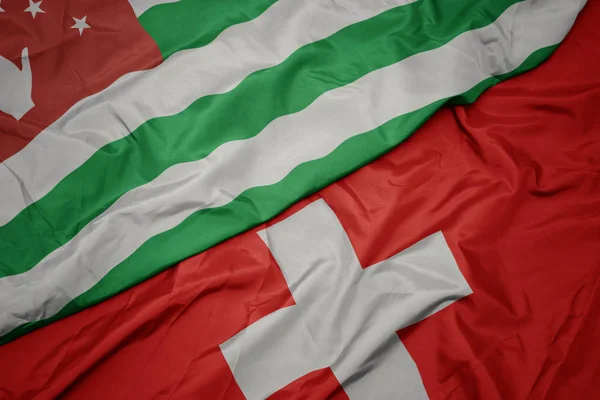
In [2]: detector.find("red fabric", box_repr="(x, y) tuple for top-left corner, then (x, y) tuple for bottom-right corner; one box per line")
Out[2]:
(0, 1), (599, 399)
(268, 369), (350, 400)
(0, 0), (161, 161)
(0, 231), (294, 399)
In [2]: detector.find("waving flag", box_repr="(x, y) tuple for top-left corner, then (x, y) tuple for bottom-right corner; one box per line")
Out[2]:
(0, 0), (589, 345)
(1, 0), (598, 398)
(1, 1), (598, 398)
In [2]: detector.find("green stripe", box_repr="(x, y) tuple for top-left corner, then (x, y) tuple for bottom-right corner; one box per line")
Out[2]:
(0, 0), (523, 279)
(0, 45), (559, 344)
(138, 0), (278, 59)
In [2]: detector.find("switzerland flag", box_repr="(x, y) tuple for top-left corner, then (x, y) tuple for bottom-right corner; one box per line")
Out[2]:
(0, 2), (598, 399)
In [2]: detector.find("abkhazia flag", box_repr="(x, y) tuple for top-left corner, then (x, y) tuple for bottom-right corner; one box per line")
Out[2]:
(0, 0), (599, 398)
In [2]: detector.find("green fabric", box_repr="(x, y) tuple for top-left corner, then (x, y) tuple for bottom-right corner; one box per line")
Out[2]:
(0, 0), (522, 278)
(0, 44), (559, 344)
(139, 0), (279, 59)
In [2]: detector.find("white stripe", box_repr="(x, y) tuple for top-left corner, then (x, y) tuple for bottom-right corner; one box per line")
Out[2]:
(128, 0), (180, 17)
(0, 0), (417, 227)
(0, 0), (586, 336)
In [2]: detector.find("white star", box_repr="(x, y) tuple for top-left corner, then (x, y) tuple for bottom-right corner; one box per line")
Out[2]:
(0, 0), (5, 13)
(24, 0), (45, 19)
(71, 16), (91, 36)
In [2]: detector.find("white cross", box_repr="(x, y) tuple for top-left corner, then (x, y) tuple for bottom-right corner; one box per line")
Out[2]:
(220, 199), (472, 399)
